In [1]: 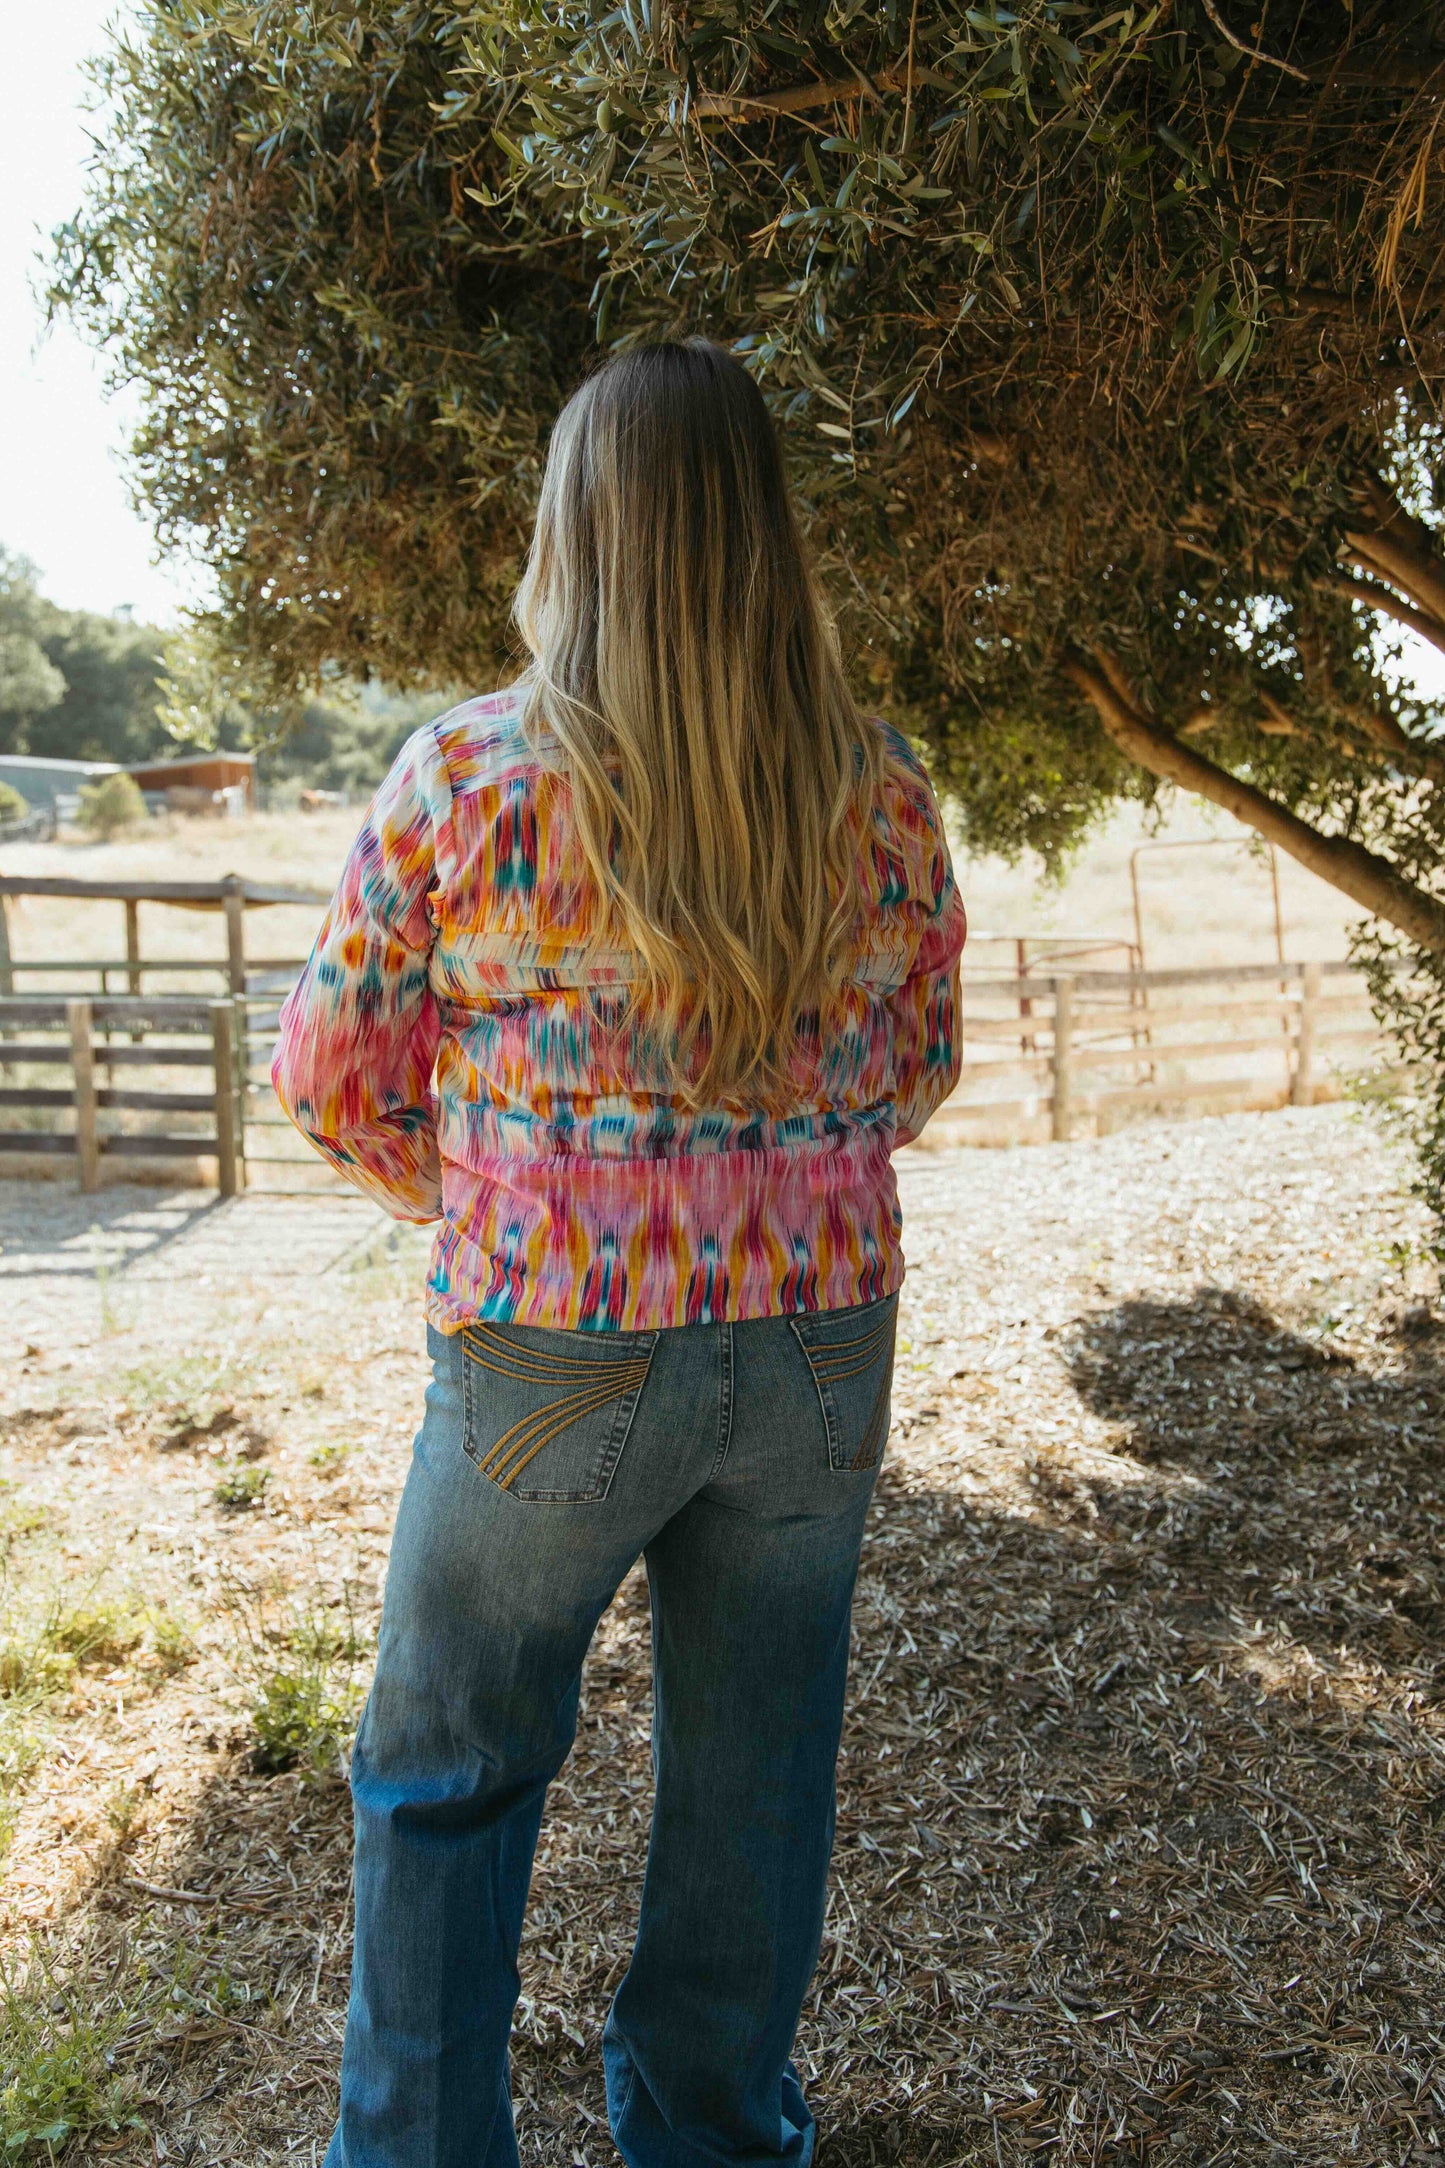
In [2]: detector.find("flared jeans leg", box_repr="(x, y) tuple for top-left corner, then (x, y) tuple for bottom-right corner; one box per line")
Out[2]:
(325, 1301), (892, 2168)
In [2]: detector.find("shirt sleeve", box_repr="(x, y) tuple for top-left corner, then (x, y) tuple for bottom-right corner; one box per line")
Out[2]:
(885, 755), (967, 1148)
(271, 724), (453, 1220)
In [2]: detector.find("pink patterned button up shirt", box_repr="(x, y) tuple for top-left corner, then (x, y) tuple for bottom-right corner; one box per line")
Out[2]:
(272, 690), (965, 1333)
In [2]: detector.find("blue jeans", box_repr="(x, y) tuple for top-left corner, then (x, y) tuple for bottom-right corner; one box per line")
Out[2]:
(324, 1293), (898, 2168)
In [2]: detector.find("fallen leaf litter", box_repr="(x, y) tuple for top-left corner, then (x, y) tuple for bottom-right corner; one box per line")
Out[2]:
(0, 1103), (1441, 2164)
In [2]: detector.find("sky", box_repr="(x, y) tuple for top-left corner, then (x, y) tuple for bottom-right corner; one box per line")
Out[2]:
(0, 0), (205, 624)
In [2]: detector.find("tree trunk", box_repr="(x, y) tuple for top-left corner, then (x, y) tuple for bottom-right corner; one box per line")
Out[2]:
(1063, 654), (1445, 957)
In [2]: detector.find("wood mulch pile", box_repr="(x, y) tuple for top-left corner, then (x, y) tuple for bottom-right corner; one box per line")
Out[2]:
(1, 1104), (1442, 2165)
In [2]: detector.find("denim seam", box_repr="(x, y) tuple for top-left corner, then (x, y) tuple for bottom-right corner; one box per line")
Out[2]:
(789, 1294), (898, 1472)
(615, 2055), (640, 2132)
(710, 1320), (735, 1478)
(786, 1315), (843, 1467)
(588, 1340), (659, 1501)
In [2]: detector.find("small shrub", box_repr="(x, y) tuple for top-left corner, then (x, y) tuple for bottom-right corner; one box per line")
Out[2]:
(0, 1643), (74, 1698)
(104, 1785), (144, 1843)
(213, 1464), (270, 1511)
(0, 1607), (83, 1866)
(74, 772), (147, 839)
(0, 1944), (142, 2158)
(0, 781), (28, 823)
(249, 1667), (359, 1776)
(0, 1717), (41, 1865)
(217, 1574), (368, 1777)
(44, 1604), (142, 1667)
(146, 1606), (196, 1672)
(157, 1401), (238, 1452)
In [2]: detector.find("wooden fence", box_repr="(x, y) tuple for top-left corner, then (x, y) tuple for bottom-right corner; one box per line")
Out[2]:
(0, 995), (243, 1195)
(936, 956), (1387, 1145)
(0, 873), (1395, 1186)
(0, 873), (330, 1194)
(0, 873), (326, 1002)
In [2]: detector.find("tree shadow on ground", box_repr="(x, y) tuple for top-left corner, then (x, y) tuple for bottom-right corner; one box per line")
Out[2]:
(0, 1179), (223, 1275)
(96, 1288), (1445, 2167)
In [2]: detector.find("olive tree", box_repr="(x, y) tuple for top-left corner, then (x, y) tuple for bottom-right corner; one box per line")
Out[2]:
(55, 5), (1445, 892)
(54, 1), (1445, 1230)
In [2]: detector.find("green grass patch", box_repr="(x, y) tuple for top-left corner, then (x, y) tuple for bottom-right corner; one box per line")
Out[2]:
(0, 1491), (47, 1543)
(144, 1604), (197, 1673)
(44, 1603), (142, 1667)
(0, 1942), (143, 2159)
(0, 1506), (77, 1864)
(118, 1352), (255, 1413)
(219, 1574), (368, 1778)
(213, 1464), (270, 1511)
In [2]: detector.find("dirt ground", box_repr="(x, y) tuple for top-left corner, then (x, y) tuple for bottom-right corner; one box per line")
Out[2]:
(1, 1104), (1443, 2165)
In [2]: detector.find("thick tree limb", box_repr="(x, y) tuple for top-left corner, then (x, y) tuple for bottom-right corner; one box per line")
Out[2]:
(1257, 691), (1298, 737)
(1339, 702), (1445, 788)
(1256, 687), (1445, 779)
(1064, 654), (1445, 956)
(1344, 475), (1445, 631)
(1326, 568), (1445, 655)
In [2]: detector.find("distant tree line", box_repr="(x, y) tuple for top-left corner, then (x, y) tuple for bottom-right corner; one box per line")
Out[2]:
(0, 550), (427, 793)
(0, 548), (173, 767)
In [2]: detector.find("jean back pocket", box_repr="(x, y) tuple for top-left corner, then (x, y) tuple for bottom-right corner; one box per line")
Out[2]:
(788, 1294), (898, 1473)
(459, 1320), (657, 1501)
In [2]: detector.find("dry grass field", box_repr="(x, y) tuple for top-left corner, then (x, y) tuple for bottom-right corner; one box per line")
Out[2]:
(959, 798), (1362, 970)
(1, 1103), (1442, 2166)
(0, 786), (1363, 992)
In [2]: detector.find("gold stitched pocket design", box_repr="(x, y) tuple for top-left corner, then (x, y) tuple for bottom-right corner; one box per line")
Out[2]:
(789, 1297), (898, 1472)
(460, 1321), (655, 1500)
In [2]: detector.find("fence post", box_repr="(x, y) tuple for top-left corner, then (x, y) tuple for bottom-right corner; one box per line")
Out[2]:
(210, 1000), (240, 1199)
(0, 899), (12, 1078)
(221, 878), (250, 1149)
(68, 998), (100, 1193)
(123, 897), (144, 1044)
(1291, 960), (1321, 1107)
(1051, 976), (1074, 1142)
(222, 878), (247, 996)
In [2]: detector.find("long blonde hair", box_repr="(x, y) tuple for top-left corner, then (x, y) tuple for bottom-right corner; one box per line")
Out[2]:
(514, 339), (886, 1106)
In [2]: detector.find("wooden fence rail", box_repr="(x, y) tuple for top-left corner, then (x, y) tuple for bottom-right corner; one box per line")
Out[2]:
(939, 955), (1393, 1145)
(0, 995), (243, 1194)
(0, 934), (1401, 1185)
(0, 873), (326, 1000)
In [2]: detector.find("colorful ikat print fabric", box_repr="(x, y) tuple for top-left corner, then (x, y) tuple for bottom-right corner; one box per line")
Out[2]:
(272, 689), (966, 1333)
